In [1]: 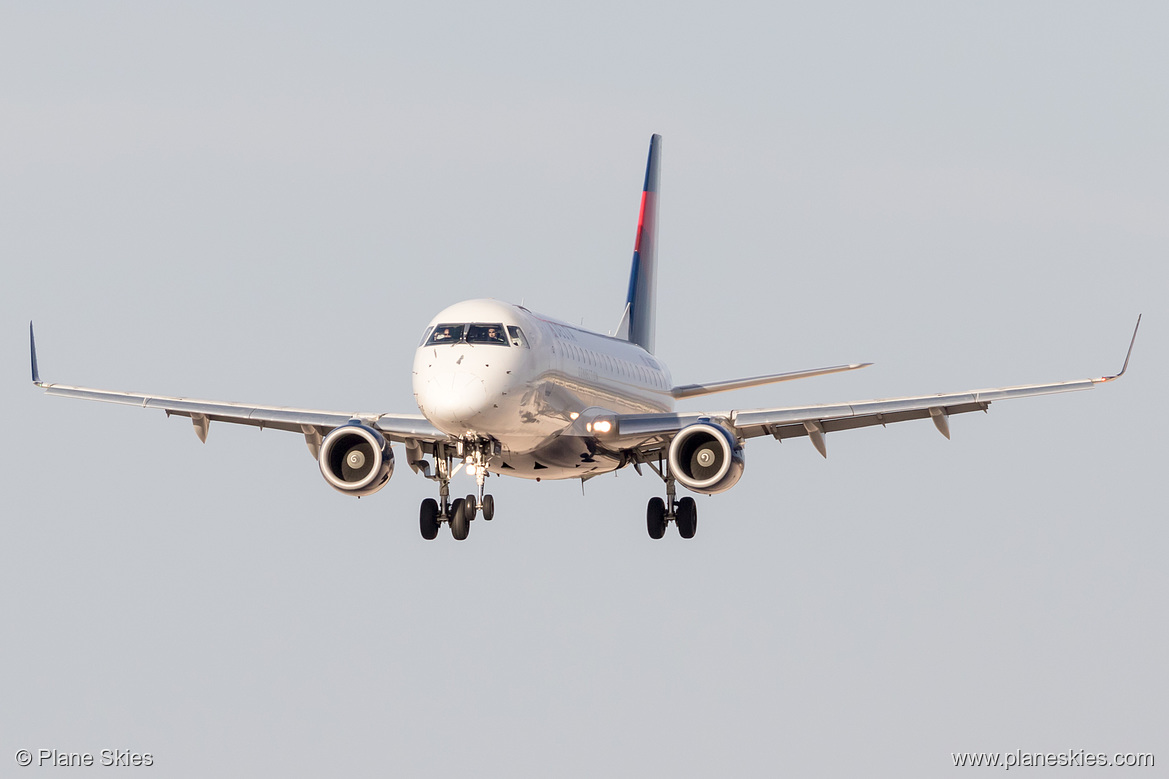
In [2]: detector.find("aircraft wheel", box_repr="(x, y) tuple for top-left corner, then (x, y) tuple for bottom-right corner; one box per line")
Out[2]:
(450, 498), (470, 541)
(419, 498), (440, 540)
(646, 497), (667, 540)
(481, 494), (495, 521)
(464, 494), (478, 520)
(676, 497), (697, 539)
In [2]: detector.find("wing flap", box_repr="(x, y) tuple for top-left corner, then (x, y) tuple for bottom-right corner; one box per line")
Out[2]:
(727, 380), (1099, 457)
(38, 382), (446, 442)
(31, 323), (451, 446)
(604, 375), (1110, 456)
(762, 400), (989, 441)
(731, 378), (1098, 440)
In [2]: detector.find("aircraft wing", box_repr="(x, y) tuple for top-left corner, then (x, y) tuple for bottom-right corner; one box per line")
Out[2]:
(29, 325), (447, 453)
(603, 317), (1140, 459)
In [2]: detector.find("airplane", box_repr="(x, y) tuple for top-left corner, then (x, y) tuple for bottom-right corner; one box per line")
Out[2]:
(30, 135), (1140, 541)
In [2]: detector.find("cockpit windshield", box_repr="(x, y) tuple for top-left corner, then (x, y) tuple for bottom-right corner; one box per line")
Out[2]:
(426, 324), (465, 345)
(425, 323), (510, 346)
(467, 324), (508, 345)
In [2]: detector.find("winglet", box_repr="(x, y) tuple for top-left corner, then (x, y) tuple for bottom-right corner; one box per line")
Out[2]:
(30, 321), (43, 386)
(1096, 314), (1141, 383)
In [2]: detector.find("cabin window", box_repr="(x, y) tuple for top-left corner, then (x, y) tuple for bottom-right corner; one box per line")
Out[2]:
(507, 326), (529, 348)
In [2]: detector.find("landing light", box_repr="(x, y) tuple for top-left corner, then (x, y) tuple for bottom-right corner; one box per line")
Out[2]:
(569, 412), (580, 420)
(593, 419), (612, 434)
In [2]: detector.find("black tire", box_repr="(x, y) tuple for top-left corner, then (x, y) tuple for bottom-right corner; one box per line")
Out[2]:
(450, 498), (470, 541)
(464, 494), (478, 521)
(676, 496), (697, 539)
(481, 494), (495, 521)
(646, 497), (667, 539)
(419, 498), (440, 540)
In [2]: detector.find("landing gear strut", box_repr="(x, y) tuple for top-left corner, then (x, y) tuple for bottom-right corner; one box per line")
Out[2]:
(464, 436), (496, 519)
(417, 437), (499, 541)
(642, 457), (698, 540)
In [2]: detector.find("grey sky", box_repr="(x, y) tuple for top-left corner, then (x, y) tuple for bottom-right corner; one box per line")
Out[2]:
(3, 2), (1166, 776)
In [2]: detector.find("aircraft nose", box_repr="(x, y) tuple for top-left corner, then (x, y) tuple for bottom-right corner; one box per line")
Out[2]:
(418, 370), (490, 430)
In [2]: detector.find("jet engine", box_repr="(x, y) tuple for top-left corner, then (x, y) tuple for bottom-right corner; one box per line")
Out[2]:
(667, 422), (745, 495)
(318, 423), (394, 497)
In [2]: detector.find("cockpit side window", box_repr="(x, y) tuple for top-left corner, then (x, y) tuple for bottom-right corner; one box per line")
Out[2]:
(466, 323), (509, 345)
(426, 324), (465, 345)
(419, 326), (435, 347)
(507, 326), (528, 348)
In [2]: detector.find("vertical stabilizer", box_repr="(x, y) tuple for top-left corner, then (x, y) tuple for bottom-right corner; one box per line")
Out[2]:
(616, 134), (661, 354)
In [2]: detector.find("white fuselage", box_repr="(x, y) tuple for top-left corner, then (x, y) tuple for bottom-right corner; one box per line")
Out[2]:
(412, 299), (674, 479)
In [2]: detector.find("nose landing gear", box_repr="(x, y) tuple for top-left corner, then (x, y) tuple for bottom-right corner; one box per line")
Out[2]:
(417, 437), (499, 541)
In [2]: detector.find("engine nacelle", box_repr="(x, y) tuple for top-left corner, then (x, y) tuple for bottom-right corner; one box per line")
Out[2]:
(668, 422), (745, 495)
(318, 423), (394, 497)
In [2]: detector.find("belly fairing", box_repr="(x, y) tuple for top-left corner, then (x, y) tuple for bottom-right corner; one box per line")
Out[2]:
(494, 435), (626, 480)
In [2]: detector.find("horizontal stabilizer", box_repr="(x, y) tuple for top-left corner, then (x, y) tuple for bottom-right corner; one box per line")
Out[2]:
(670, 363), (871, 400)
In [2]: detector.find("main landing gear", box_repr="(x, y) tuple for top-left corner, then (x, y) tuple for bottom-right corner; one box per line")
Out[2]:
(418, 437), (498, 541)
(644, 462), (698, 540)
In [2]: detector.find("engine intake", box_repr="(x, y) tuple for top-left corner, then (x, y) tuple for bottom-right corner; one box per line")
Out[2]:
(318, 423), (394, 497)
(668, 422), (745, 495)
